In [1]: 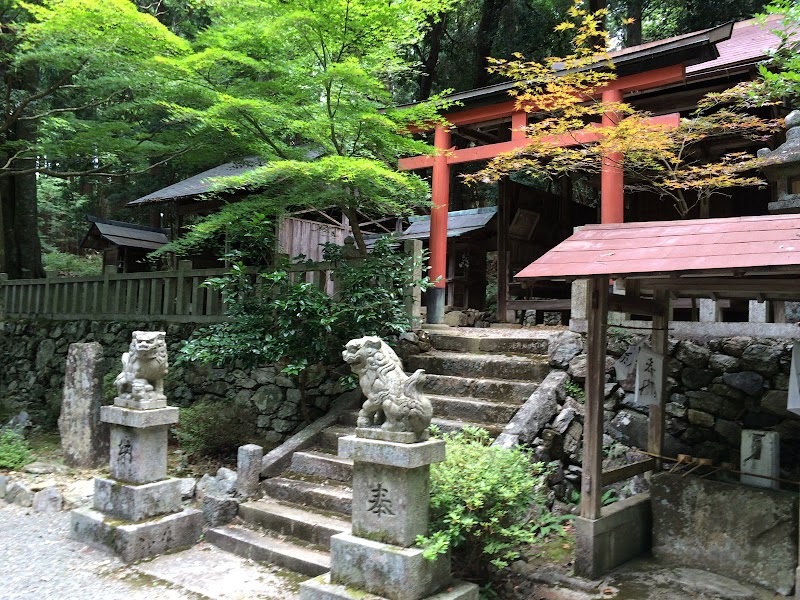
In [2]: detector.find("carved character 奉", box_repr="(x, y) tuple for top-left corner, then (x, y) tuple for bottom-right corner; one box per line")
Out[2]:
(342, 336), (432, 437)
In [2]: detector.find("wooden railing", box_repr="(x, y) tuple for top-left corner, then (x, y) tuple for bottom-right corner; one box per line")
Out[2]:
(0, 259), (335, 323)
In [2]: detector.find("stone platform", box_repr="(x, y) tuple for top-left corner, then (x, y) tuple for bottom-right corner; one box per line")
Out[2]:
(301, 574), (478, 600)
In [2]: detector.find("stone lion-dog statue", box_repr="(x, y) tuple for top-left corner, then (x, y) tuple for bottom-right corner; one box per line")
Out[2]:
(342, 336), (433, 439)
(114, 331), (168, 404)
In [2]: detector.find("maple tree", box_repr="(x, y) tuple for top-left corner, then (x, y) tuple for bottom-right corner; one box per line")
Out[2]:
(469, 0), (781, 218)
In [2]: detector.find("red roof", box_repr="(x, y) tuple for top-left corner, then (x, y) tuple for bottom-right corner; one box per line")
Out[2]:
(515, 214), (800, 280)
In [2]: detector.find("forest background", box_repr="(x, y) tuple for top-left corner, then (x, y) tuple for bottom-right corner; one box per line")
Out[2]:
(0, 0), (780, 280)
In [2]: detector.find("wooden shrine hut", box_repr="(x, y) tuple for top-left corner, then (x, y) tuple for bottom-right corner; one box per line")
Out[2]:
(399, 16), (785, 325)
(515, 214), (800, 590)
(80, 216), (169, 273)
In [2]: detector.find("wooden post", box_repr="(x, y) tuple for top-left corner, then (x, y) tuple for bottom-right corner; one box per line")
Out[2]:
(648, 289), (669, 470)
(403, 239), (423, 328)
(581, 277), (608, 520)
(175, 260), (192, 315)
(0, 273), (7, 319)
(601, 89), (624, 225)
(427, 124), (452, 324)
(101, 264), (117, 315)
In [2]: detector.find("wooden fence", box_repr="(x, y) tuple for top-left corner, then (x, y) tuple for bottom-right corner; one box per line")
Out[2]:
(0, 259), (334, 323)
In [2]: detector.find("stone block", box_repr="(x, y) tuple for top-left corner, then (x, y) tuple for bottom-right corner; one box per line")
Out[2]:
(339, 437), (445, 469)
(651, 473), (797, 595)
(350, 461), (430, 547)
(71, 506), (203, 563)
(574, 493), (652, 579)
(109, 425), (169, 484)
(33, 487), (63, 513)
(356, 428), (429, 444)
(101, 405), (179, 429)
(5, 482), (34, 507)
(113, 395), (167, 410)
(93, 477), (182, 522)
(178, 477), (196, 500)
(0, 475), (7, 499)
(300, 573), (478, 600)
(201, 494), (239, 527)
(329, 533), (452, 600)
(58, 342), (108, 468)
(237, 444), (263, 498)
(740, 430), (779, 490)
(722, 371), (764, 396)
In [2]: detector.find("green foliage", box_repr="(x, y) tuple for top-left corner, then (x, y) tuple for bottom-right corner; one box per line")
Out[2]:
(0, 429), (33, 470)
(42, 250), (102, 277)
(417, 427), (567, 587)
(174, 400), (259, 458)
(564, 379), (585, 403)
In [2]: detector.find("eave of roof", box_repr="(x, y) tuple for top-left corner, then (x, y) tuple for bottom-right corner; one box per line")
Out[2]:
(400, 207), (497, 240)
(515, 214), (800, 281)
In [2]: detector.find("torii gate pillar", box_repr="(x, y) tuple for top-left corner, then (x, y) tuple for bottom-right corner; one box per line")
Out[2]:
(427, 124), (451, 324)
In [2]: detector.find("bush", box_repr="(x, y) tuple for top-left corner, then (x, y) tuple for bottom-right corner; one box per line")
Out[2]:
(0, 429), (33, 470)
(174, 400), (259, 459)
(42, 250), (102, 277)
(417, 427), (565, 588)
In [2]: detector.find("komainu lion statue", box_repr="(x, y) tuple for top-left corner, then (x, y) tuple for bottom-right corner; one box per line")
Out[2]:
(114, 331), (168, 402)
(342, 336), (432, 437)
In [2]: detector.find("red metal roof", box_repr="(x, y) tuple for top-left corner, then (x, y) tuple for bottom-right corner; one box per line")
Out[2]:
(515, 214), (800, 280)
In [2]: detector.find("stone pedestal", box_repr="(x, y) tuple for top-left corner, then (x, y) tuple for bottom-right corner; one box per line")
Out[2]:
(70, 340), (202, 562)
(300, 433), (477, 600)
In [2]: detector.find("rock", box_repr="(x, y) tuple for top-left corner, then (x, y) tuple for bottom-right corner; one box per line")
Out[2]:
(22, 462), (69, 475)
(740, 343), (783, 377)
(563, 421), (583, 461)
(721, 336), (753, 358)
(665, 402), (687, 418)
(443, 310), (467, 327)
(5, 411), (31, 434)
(722, 371), (764, 396)
(201, 494), (239, 527)
(567, 355), (587, 381)
(178, 477), (197, 500)
(252, 385), (283, 412)
(675, 341), (710, 368)
(252, 368), (276, 385)
(719, 397), (746, 421)
(773, 372), (790, 391)
(548, 332), (583, 368)
(708, 382), (744, 400)
(666, 358), (683, 378)
(58, 342), (108, 468)
(708, 353), (740, 373)
(33, 487), (63, 512)
(760, 390), (793, 417)
(5, 482), (34, 507)
(216, 467), (238, 496)
(35, 338), (56, 370)
(196, 473), (223, 501)
(681, 368), (715, 390)
(62, 478), (94, 508)
(687, 409), (714, 428)
(715, 419), (743, 447)
(686, 391), (722, 414)
(551, 407), (576, 435)
(608, 410), (688, 456)
(0, 475), (7, 499)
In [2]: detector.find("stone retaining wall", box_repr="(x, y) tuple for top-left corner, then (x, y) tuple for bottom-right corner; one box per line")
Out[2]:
(0, 319), (350, 445)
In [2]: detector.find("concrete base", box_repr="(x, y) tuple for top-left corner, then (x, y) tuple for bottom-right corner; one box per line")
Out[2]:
(70, 506), (203, 563)
(574, 493), (652, 579)
(426, 288), (445, 325)
(329, 533), (450, 600)
(93, 477), (182, 522)
(300, 573), (478, 600)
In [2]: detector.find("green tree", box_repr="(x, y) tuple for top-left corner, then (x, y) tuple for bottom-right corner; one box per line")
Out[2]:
(0, 0), (188, 279)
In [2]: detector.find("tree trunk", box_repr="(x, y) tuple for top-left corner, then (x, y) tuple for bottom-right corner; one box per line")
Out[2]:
(625, 0), (643, 47)
(418, 13), (447, 101)
(473, 0), (505, 89)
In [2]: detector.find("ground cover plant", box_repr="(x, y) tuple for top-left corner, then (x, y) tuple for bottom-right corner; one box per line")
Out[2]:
(418, 427), (571, 594)
(0, 429), (33, 470)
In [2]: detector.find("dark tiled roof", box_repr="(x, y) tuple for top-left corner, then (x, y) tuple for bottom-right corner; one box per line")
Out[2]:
(400, 207), (497, 239)
(82, 216), (169, 250)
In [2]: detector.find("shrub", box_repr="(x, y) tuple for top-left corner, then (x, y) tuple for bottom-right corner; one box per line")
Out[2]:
(417, 427), (567, 588)
(174, 400), (259, 459)
(0, 429), (33, 470)
(42, 250), (102, 277)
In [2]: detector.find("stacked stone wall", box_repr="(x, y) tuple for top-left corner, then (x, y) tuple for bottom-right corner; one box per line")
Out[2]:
(0, 318), (348, 444)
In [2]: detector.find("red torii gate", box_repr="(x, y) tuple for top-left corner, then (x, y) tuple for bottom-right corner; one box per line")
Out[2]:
(398, 24), (732, 324)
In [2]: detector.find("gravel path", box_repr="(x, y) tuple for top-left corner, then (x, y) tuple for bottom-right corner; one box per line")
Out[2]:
(0, 503), (198, 600)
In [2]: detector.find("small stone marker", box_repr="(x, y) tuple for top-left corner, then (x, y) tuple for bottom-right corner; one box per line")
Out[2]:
(299, 337), (478, 600)
(634, 346), (663, 407)
(787, 342), (800, 415)
(59, 342), (108, 468)
(237, 444), (263, 498)
(70, 331), (203, 562)
(740, 430), (780, 490)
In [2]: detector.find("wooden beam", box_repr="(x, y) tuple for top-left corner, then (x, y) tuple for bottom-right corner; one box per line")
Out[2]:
(458, 127), (500, 145)
(602, 458), (657, 486)
(607, 293), (665, 317)
(648, 289), (669, 471)
(581, 277), (608, 520)
(639, 277), (800, 295)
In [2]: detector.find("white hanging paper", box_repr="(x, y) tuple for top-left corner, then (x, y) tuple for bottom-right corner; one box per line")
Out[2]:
(788, 342), (800, 415)
(614, 342), (642, 383)
(634, 347), (664, 407)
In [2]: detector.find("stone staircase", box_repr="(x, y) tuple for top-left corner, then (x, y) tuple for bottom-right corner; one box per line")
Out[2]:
(206, 328), (555, 579)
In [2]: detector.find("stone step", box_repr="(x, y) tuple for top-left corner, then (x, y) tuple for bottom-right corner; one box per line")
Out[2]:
(206, 524), (329, 577)
(238, 499), (351, 547)
(427, 332), (551, 355)
(428, 394), (520, 424)
(419, 373), (537, 403)
(262, 476), (352, 515)
(318, 425), (355, 452)
(290, 449), (353, 483)
(408, 350), (550, 381)
(337, 410), (503, 438)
